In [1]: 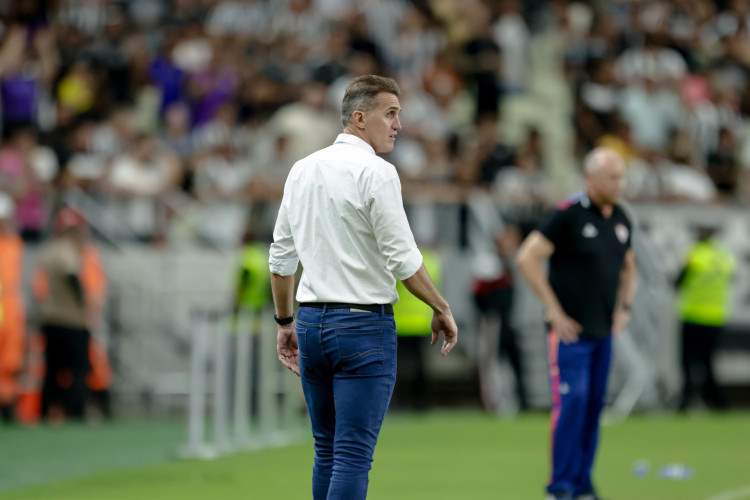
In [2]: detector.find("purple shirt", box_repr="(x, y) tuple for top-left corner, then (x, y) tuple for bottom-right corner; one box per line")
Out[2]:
(189, 69), (237, 126)
(149, 57), (185, 115)
(1, 75), (37, 122)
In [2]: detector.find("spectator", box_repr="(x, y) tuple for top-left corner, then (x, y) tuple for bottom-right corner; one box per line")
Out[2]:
(193, 141), (251, 248)
(148, 35), (188, 117)
(624, 149), (667, 201)
(492, 0), (530, 94)
(595, 114), (641, 165)
(57, 60), (98, 117)
(387, 5), (445, 88)
(266, 79), (340, 163)
(661, 129), (717, 202)
(493, 128), (549, 207)
(619, 76), (683, 151)
(105, 134), (181, 242)
(90, 104), (135, 159)
(472, 113), (516, 186)
(160, 101), (194, 163)
(0, 127), (47, 241)
(457, 11), (502, 118)
(186, 41), (240, 127)
(616, 33), (688, 88)
(687, 85), (742, 160)
(0, 25), (59, 131)
(206, 0), (271, 42)
(326, 50), (381, 113)
(80, 6), (132, 106)
(706, 126), (740, 199)
(268, 0), (330, 50)
(192, 102), (242, 154)
(61, 119), (108, 193)
(575, 57), (620, 153)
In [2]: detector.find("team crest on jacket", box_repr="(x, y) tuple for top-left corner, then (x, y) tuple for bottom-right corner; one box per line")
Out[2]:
(582, 223), (598, 238)
(615, 223), (629, 244)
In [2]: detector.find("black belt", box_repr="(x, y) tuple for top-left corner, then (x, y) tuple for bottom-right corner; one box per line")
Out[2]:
(300, 302), (394, 315)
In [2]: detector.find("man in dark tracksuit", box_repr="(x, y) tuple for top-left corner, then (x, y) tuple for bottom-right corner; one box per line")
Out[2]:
(517, 148), (638, 500)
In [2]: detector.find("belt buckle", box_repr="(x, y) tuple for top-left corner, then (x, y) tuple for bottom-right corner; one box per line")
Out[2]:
(349, 308), (373, 313)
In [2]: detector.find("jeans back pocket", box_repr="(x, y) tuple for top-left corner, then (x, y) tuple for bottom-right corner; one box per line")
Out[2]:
(335, 327), (384, 375)
(295, 326), (308, 354)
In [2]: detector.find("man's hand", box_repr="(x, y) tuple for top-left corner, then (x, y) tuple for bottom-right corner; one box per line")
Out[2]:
(612, 307), (632, 337)
(547, 308), (582, 344)
(431, 311), (458, 357)
(277, 324), (300, 376)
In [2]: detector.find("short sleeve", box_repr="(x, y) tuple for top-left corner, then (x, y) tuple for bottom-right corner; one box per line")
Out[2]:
(625, 216), (633, 249)
(537, 208), (569, 247)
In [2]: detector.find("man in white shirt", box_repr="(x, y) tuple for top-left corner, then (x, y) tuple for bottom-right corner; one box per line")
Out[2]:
(269, 75), (458, 500)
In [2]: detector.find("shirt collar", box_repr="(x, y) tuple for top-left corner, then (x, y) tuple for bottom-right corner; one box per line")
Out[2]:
(334, 133), (376, 156)
(580, 193), (595, 211)
(583, 192), (619, 218)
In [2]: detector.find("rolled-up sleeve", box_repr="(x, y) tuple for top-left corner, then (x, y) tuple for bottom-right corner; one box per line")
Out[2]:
(269, 199), (299, 276)
(368, 178), (423, 280)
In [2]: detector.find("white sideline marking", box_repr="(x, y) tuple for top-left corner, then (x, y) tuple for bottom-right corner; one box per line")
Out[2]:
(706, 484), (750, 500)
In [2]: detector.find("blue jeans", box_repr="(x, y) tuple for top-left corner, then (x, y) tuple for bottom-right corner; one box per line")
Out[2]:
(296, 305), (397, 500)
(547, 333), (612, 496)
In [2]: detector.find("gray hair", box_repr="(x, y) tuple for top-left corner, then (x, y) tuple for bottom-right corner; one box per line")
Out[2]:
(341, 75), (401, 127)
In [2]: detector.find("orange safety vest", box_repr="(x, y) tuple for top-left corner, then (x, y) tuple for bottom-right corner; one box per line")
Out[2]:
(0, 233), (25, 404)
(80, 244), (111, 391)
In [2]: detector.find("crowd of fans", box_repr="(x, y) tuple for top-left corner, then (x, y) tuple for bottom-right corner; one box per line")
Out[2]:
(0, 0), (749, 248)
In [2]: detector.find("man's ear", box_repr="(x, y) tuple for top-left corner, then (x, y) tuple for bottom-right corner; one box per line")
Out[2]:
(352, 110), (366, 129)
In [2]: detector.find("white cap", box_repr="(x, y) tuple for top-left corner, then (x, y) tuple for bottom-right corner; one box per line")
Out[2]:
(0, 192), (14, 220)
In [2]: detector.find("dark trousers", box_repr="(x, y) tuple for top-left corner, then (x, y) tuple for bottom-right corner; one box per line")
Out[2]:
(0, 405), (13, 423)
(497, 296), (528, 411)
(394, 335), (427, 410)
(41, 324), (90, 422)
(89, 389), (113, 420)
(475, 287), (528, 410)
(296, 306), (397, 500)
(679, 322), (726, 411)
(547, 333), (612, 497)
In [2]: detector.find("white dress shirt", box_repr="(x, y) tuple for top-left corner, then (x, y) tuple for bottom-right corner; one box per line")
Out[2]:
(269, 133), (423, 304)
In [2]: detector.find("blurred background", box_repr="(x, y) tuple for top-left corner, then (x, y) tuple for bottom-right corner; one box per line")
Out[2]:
(0, 0), (749, 498)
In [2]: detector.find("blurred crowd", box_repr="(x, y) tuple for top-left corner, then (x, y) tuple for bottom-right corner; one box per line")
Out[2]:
(0, 0), (749, 249)
(1, 0), (748, 422)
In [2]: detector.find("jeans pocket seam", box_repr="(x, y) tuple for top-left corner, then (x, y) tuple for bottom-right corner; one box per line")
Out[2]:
(335, 328), (384, 373)
(339, 347), (383, 361)
(297, 328), (308, 359)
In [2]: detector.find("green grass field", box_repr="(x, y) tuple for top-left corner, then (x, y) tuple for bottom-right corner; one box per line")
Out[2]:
(1, 411), (749, 500)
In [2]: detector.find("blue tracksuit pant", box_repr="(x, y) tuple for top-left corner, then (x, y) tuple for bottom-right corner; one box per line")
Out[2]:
(546, 332), (613, 496)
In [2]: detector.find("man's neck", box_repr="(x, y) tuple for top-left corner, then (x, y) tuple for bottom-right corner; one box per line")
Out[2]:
(587, 191), (614, 218)
(342, 127), (372, 150)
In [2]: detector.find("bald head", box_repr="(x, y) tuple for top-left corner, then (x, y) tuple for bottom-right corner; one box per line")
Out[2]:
(584, 147), (624, 175)
(584, 147), (626, 207)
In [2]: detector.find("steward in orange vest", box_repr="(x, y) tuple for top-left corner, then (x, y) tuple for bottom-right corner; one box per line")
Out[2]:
(0, 193), (25, 423)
